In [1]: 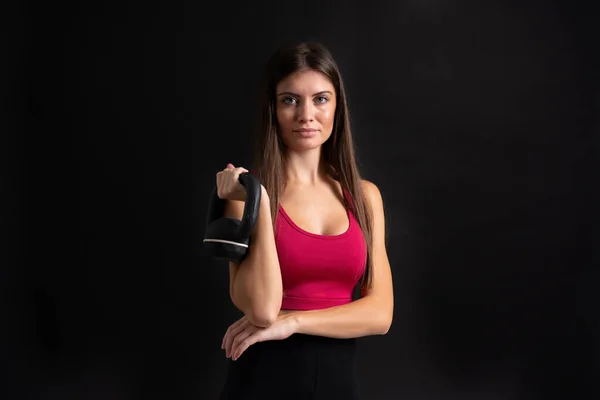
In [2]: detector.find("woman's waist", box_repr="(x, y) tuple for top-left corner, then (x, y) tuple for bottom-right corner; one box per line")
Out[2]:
(243, 332), (356, 358)
(281, 294), (353, 310)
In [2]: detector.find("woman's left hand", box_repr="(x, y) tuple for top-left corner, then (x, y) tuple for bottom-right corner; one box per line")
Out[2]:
(221, 311), (299, 361)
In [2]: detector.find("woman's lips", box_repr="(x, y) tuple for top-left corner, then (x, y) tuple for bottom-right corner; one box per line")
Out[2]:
(293, 128), (318, 137)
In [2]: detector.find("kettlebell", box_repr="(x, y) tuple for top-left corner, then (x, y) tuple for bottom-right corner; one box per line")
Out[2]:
(203, 172), (262, 262)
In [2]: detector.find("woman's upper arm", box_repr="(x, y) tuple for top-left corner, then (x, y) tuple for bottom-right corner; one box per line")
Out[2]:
(360, 180), (394, 317)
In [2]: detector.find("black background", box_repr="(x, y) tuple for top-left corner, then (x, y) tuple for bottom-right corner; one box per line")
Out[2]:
(4, 0), (599, 399)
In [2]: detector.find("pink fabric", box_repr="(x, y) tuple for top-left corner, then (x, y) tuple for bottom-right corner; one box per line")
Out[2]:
(274, 195), (367, 310)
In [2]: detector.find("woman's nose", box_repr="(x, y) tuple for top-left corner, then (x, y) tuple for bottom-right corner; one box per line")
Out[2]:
(296, 102), (314, 122)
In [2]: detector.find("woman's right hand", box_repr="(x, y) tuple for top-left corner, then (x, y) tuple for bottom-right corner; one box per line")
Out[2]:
(216, 163), (249, 202)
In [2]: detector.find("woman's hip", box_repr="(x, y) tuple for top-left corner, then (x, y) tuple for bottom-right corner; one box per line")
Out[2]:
(219, 334), (359, 400)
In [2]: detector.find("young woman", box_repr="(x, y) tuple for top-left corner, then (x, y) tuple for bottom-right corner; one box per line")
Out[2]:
(215, 41), (394, 399)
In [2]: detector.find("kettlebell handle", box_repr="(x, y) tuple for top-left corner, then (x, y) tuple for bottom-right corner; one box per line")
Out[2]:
(205, 172), (262, 239)
(237, 172), (262, 238)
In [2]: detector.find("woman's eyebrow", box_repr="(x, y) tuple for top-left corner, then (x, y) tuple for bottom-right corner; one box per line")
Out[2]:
(276, 90), (333, 97)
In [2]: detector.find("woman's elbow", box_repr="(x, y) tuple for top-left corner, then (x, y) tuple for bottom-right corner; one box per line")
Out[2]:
(379, 318), (392, 335)
(249, 299), (282, 328)
(377, 308), (394, 335)
(249, 307), (278, 328)
(248, 313), (276, 328)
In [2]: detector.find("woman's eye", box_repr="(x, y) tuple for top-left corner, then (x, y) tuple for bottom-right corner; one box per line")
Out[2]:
(283, 97), (297, 105)
(316, 96), (328, 104)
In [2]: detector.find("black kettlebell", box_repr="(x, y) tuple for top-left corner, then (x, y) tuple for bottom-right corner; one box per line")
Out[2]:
(203, 172), (262, 262)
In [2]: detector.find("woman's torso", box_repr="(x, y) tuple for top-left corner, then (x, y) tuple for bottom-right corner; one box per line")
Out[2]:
(275, 178), (367, 311)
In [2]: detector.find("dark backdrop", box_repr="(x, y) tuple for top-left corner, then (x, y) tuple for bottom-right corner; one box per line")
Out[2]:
(4, 0), (599, 399)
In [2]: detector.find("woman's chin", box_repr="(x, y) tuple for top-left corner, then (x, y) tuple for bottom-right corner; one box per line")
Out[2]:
(288, 140), (324, 152)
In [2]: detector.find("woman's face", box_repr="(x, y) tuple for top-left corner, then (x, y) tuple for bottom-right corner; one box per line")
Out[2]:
(275, 69), (337, 152)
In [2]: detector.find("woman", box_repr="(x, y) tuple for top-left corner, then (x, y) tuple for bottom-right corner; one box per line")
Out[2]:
(215, 41), (394, 399)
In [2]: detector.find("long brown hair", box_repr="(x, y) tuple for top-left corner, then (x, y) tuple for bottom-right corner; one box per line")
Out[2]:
(251, 41), (374, 289)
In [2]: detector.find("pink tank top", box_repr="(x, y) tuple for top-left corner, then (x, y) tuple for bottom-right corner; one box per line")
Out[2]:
(275, 191), (367, 310)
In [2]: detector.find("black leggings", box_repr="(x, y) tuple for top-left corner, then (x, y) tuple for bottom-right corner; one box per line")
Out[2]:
(218, 333), (360, 400)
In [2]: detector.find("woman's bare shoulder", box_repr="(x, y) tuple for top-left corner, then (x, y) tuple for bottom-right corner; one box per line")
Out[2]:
(360, 178), (378, 193)
(360, 179), (383, 207)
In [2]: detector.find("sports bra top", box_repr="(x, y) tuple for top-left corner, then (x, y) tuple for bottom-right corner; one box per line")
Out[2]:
(274, 189), (367, 310)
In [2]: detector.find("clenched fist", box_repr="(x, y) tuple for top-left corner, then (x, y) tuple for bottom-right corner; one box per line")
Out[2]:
(216, 163), (249, 202)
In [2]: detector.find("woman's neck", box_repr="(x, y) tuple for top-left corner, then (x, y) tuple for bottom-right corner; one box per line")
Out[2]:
(284, 149), (328, 185)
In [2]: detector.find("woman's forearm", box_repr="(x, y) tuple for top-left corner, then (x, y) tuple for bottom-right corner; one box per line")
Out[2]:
(288, 296), (393, 339)
(231, 191), (283, 327)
